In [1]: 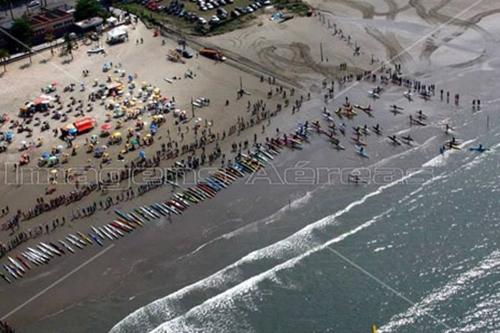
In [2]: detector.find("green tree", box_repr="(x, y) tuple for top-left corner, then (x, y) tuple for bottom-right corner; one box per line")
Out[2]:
(63, 33), (74, 60)
(74, 0), (103, 21)
(10, 17), (33, 50)
(0, 48), (10, 72)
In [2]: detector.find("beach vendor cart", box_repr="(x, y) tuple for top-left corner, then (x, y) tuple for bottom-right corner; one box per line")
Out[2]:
(61, 117), (96, 138)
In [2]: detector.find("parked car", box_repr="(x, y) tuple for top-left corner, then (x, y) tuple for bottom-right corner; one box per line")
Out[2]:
(216, 8), (228, 19)
(27, 0), (40, 7)
(210, 15), (220, 24)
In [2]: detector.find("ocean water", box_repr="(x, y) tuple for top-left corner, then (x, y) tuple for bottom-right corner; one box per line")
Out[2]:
(108, 100), (500, 332)
(106, 25), (500, 329)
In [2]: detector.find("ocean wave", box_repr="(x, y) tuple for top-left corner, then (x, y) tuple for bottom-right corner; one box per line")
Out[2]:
(180, 190), (315, 260)
(378, 250), (500, 333)
(110, 166), (429, 333)
(422, 138), (476, 167)
(149, 208), (394, 333)
(111, 134), (493, 333)
(443, 290), (500, 333)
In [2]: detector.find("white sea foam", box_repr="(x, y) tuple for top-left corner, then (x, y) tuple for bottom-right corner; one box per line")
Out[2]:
(181, 190), (315, 260)
(111, 134), (491, 333)
(149, 208), (395, 333)
(111, 167), (430, 333)
(443, 290), (500, 333)
(379, 250), (500, 332)
(372, 136), (437, 169)
(173, 134), (441, 263)
(423, 138), (476, 167)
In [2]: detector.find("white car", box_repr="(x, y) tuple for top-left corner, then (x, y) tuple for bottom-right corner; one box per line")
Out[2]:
(27, 0), (40, 7)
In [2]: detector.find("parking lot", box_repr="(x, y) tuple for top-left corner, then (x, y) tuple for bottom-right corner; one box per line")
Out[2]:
(132, 0), (272, 32)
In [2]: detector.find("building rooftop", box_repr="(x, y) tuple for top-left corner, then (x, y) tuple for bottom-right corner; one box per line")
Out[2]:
(29, 8), (73, 28)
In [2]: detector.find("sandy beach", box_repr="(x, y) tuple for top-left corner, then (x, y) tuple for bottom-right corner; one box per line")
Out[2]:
(1, 0), (500, 332)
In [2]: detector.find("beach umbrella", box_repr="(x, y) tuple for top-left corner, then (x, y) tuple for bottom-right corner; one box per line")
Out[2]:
(68, 128), (77, 135)
(56, 144), (64, 151)
(139, 150), (146, 159)
(101, 123), (112, 131)
(50, 169), (58, 175)
(41, 152), (50, 159)
(91, 135), (98, 141)
(130, 138), (138, 145)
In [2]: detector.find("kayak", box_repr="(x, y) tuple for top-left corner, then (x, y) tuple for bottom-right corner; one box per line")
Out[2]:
(469, 146), (488, 153)
(355, 146), (369, 158)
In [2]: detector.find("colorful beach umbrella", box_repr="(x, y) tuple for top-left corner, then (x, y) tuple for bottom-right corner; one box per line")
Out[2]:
(101, 123), (112, 131)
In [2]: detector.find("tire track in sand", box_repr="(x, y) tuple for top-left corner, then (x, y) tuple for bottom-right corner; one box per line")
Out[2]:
(365, 26), (413, 64)
(327, 0), (375, 19)
(417, 1), (500, 66)
(256, 42), (363, 81)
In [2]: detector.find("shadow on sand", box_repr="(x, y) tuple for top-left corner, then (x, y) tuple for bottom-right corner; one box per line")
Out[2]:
(19, 63), (32, 70)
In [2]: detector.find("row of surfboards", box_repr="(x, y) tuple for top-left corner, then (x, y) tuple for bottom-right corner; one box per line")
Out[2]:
(0, 134), (309, 284)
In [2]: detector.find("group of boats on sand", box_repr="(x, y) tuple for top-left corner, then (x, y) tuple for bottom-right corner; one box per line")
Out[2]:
(0, 131), (310, 285)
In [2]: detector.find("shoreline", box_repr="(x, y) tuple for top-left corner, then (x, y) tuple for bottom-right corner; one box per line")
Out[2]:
(1, 0), (497, 331)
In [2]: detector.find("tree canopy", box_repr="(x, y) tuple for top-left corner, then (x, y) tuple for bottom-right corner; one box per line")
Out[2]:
(74, 0), (104, 21)
(9, 17), (33, 51)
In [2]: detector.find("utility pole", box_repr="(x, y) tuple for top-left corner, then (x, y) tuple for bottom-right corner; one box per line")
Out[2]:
(320, 42), (324, 62)
(191, 96), (195, 118)
(237, 76), (246, 96)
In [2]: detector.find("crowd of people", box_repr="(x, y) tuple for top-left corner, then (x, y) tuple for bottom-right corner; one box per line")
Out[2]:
(0, 72), (300, 258)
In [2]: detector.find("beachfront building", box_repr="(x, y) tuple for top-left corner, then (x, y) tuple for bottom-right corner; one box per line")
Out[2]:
(30, 8), (75, 42)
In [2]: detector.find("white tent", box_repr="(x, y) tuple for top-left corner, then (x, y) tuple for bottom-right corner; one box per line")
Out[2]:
(106, 27), (128, 44)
